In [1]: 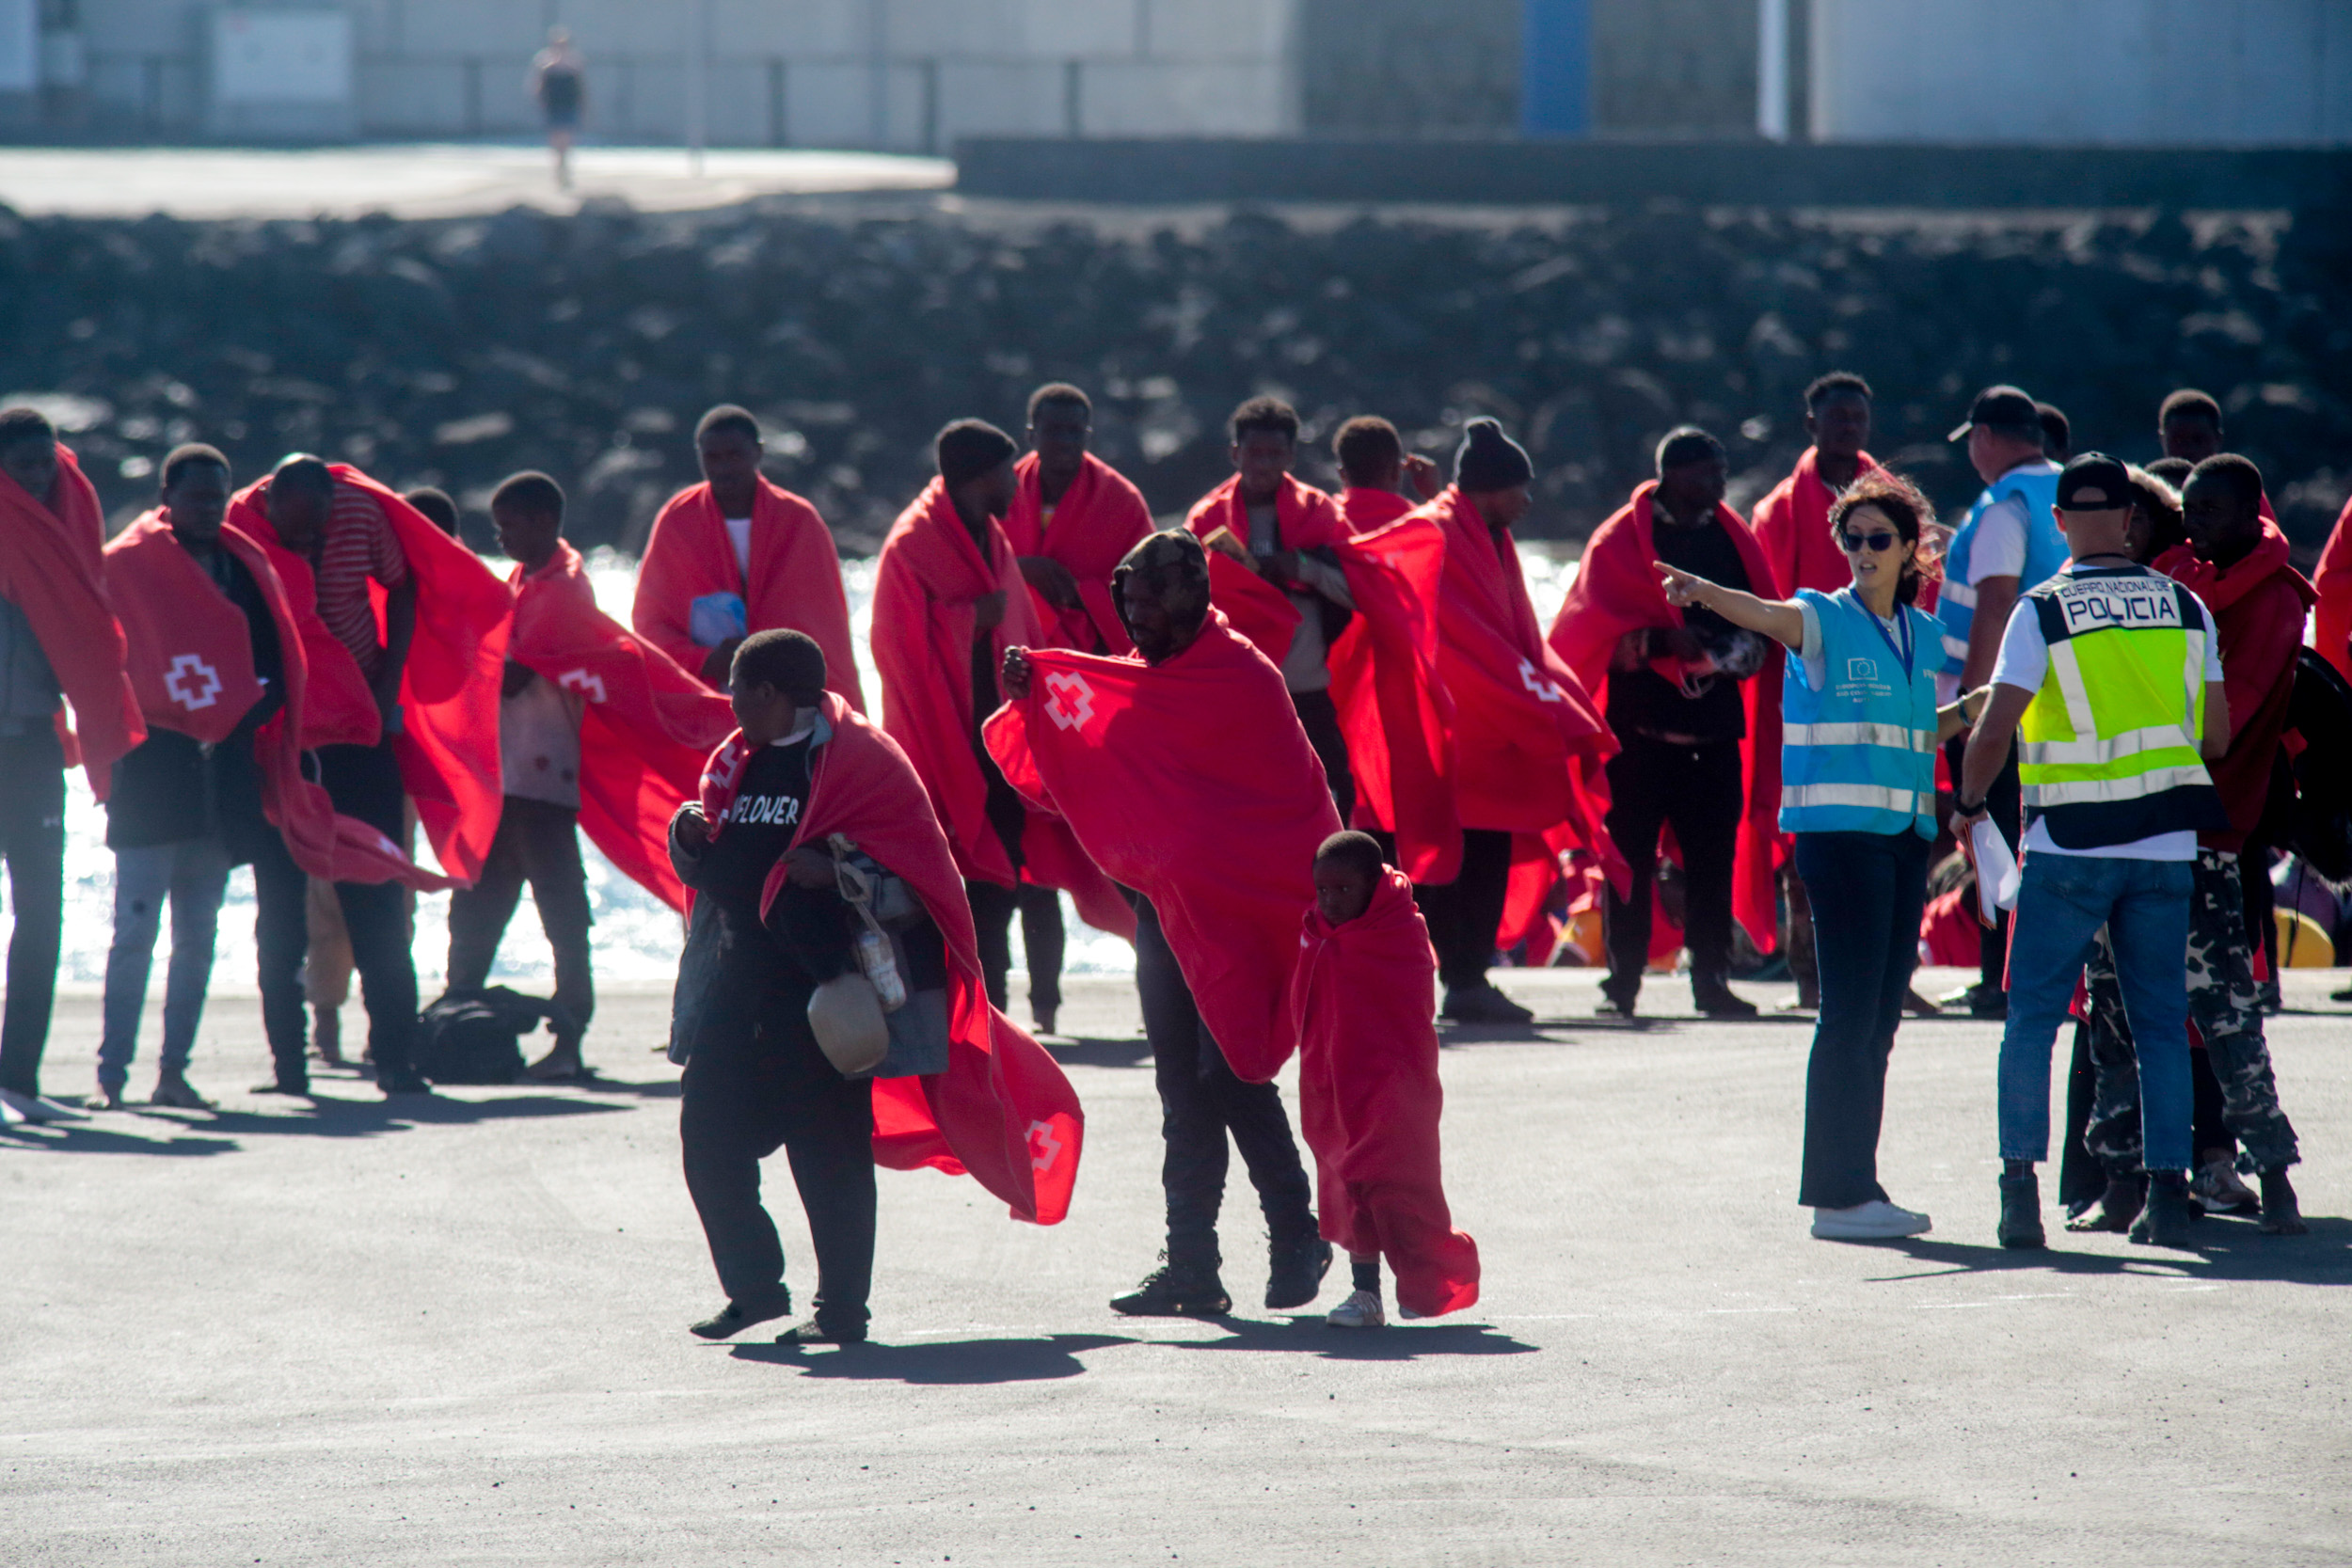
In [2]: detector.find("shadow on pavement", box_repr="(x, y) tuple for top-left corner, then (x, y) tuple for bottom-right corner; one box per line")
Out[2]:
(1865, 1217), (2352, 1287)
(1156, 1316), (1537, 1360)
(729, 1333), (1133, 1384)
(10, 1092), (633, 1150)
(0, 1121), (240, 1157)
(1044, 1036), (1153, 1069)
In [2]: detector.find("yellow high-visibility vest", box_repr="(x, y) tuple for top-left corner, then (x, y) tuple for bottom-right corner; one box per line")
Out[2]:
(2016, 566), (2227, 848)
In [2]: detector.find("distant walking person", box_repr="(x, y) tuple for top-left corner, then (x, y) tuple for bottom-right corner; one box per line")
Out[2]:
(532, 27), (586, 190)
(1652, 470), (1982, 1241)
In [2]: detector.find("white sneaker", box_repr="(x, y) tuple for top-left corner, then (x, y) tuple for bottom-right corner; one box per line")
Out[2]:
(0, 1087), (88, 1123)
(1810, 1200), (1931, 1241)
(1326, 1290), (1386, 1328)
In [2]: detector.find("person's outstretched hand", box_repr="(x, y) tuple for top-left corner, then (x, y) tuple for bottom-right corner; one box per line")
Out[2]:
(1001, 646), (1033, 701)
(1655, 560), (1711, 610)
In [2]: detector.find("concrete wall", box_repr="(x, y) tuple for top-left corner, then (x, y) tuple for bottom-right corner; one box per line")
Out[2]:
(1811, 0), (2352, 145)
(60, 0), (1301, 144)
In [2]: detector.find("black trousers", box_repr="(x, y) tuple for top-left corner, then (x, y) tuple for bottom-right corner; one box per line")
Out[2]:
(1602, 735), (1742, 998)
(1945, 732), (2022, 996)
(0, 730), (63, 1098)
(1792, 831), (1930, 1209)
(249, 822), (318, 1089)
(966, 879), (1066, 1020)
(1415, 828), (1515, 992)
(446, 796), (595, 1038)
(1132, 893), (1314, 1268)
(679, 960), (876, 1336)
(1292, 687), (1355, 828)
(315, 740), (421, 1079)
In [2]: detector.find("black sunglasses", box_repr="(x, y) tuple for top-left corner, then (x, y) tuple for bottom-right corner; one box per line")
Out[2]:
(1839, 531), (1899, 554)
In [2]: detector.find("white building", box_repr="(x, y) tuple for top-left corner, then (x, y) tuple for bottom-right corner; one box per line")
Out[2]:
(8, 0), (1302, 145)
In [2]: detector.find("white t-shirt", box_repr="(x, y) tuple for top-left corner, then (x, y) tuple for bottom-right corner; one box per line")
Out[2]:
(1933, 460), (2059, 701)
(501, 672), (586, 809)
(724, 515), (753, 580)
(1989, 564), (2221, 862)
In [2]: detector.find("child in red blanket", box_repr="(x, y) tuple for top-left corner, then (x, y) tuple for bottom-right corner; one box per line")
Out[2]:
(1294, 832), (1481, 1327)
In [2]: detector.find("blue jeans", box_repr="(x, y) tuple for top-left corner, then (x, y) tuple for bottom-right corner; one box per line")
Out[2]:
(98, 838), (232, 1089)
(1792, 831), (1931, 1209)
(1997, 852), (2194, 1172)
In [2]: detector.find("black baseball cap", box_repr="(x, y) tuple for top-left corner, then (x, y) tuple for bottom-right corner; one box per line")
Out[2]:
(2055, 451), (2134, 512)
(1947, 385), (2039, 442)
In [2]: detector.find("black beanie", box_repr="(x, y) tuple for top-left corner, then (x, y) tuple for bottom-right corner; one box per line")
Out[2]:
(1454, 419), (1533, 492)
(935, 419), (1018, 489)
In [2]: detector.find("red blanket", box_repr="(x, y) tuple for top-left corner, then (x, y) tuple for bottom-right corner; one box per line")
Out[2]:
(0, 445), (143, 792)
(1548, 483), (1783, 954)
(105, 510), (453, 890)
(230, 518), (381, 752)
(1001, 452), (1153, 656)
(356, 468), (514, 884)
(225, 468), (512, 881)
(1407, 487), (1622, 942)
(632, 477), (865, 710)
(983, 612), (1343, 1083)
(510, 541), (736, 911)
(871, 481), (1130, 936)
(2154, 521), (2313, 851)
(1292, 867), (1480, 1319)
(2315, 496), (2352, 687)
(1188, 478), (1461, 881)
(105, 512), (262, 746)
(699, 697), (1084, 1225)
(1750, 448), (1876, 597)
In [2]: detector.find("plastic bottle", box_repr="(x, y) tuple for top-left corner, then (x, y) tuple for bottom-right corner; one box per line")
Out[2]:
(854, 926), (907, 1011)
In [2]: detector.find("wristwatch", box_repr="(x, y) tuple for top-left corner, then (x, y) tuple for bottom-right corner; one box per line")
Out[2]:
(1954, 795), (1986, 817)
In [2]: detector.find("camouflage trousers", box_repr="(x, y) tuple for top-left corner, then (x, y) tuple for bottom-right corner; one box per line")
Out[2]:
(2084, 847), (2299, 1175)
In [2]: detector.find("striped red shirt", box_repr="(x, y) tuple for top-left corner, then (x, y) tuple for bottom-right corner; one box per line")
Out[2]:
(314, 482), (408, 681)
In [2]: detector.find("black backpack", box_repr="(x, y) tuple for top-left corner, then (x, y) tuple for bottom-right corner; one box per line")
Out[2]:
(2278, 649), (2352, 887)
(415, 987), (576, 1085)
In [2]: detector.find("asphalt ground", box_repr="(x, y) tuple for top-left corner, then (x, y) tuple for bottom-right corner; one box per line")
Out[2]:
(4, 966), (2347, 1565)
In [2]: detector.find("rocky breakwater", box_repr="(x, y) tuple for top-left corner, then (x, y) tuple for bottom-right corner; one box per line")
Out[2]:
(1, 198), (2346, 553)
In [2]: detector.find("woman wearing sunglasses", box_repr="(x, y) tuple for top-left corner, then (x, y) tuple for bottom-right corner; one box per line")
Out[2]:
(1654, 469), (1985, 1243)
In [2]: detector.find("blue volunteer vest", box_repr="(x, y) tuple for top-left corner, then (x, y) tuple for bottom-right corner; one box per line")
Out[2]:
(1780, 588), (1946, 838)
(1934, 464), (2066, 663)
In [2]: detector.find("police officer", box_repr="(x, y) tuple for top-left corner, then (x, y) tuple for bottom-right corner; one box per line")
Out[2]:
(1955, 453), (2230, 1251)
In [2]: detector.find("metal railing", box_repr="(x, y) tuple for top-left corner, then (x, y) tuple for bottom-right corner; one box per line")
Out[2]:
(72, 50), (1279, 149)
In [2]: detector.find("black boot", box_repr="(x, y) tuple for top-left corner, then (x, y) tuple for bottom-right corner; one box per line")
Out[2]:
(1111, 1252), (1231, 1317)
(2129, 1173), (2197, 1248)
(1264, 1232), (1334, 1311)
(1997, 1167), (2046, 1249)
(2259, 1168), (2309, 1236)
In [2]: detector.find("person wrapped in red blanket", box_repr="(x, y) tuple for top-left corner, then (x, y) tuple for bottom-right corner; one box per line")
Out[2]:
(2067, 455), (2309, 1237)
(1550, 427), (1782, 1021)
(445, 473), (737, 1081)
(989, 529), (1340, 1319)
(872, 420), (1130, 1035)
(1003, 384), (1154, 658)
(0, 410), (144, 1117)
(1295, 832), (1480, 1327)
(669, 629), (1084, 1346)
(631, 404), (865, 709)
(1402, 419), (1621, 1025)
(103, 445), (455, 1104)
(991, 385), (1157, 1029)
(229, 456), (511, 1095)
(1185, 398), (1364, 817)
